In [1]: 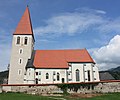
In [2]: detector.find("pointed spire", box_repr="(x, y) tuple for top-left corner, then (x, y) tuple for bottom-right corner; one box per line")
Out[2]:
(14, 6), (33, 35)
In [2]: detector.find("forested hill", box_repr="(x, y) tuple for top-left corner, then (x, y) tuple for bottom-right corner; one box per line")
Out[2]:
(108, 66), (120, 80)
(0, 70), (8, 84)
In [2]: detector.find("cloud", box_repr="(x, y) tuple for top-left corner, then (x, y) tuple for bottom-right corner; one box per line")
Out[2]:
(34, 9), (106, 38)
(97, 18), (120, 33)
(94, 10), (106, 14)
(75, 7), (106, 14)
(93, 35), (120, 70)
(34, 7), (120, 40)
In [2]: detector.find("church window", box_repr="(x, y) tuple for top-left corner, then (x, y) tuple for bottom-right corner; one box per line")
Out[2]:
(83, 64), (86, 66)
(94, 78), (96, 80)
(76, 69), (80, 81)
(57, 73), (60, 81)
(24, 72), (26, 75)
(24, 37), (28, 45)
(68, 79), (72, 81)
(53, 71), (55, 75)
(35, 78), (38, 84)
(39, 71), (41, 75)
(88, 70), (91, 81)
(46, 73), (49, 79)
(92, 64), (94, 67)
(36, 72), (38, 75)
(16, 36), (20, 44)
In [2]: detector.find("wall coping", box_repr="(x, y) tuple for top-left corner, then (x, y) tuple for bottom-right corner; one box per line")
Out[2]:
(1, 80), (120, 86)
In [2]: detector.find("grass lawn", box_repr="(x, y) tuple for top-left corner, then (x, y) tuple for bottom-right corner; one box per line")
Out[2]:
(0, 92), (120, 100)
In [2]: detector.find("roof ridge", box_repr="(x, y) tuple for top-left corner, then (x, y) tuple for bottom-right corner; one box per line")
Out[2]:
(35, 49), (85, 51)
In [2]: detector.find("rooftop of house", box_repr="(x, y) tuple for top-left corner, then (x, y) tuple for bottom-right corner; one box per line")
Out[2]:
(99, 72), (115, 80)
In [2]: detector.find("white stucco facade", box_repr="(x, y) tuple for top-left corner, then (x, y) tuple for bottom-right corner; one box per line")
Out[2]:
(8, 35), (34, 84)
(24, 63), (100, 84)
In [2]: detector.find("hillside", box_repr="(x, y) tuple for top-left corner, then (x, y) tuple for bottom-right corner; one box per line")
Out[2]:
(108, 66), (120, 80)
(0, 70), (8, 84)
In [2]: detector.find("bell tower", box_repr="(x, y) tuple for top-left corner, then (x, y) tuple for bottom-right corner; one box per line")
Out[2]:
(8, 6), (35, 84)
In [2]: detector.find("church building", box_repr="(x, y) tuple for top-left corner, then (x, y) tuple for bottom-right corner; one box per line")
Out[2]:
(8, 7), (100, 84)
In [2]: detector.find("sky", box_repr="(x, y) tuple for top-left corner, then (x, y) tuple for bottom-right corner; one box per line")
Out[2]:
(1, 0), (120, 71)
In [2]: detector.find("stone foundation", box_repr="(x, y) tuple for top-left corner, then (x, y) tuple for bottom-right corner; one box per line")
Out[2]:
(1, 81), (120, 94)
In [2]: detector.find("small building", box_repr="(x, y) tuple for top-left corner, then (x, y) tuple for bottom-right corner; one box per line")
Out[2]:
(99, 71), (115, 81)
(8, 6), (100, 84)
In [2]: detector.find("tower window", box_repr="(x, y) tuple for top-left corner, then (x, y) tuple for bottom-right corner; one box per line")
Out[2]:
(19, 49), (23, 54)
(46, 73), (49, 79)
(16, 36), (20, 44)
(24, 37), (28, 45)
(19, 58), (22, 64)
(18, 69), (22, 75)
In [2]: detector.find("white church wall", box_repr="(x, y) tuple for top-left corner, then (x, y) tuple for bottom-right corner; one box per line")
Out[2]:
(84, 63), (94, 82)
(70, 63), (100, 83)
(67, 65), (72, 82)
(23, 63), (100, 84)
(93, 64), (100, 81)
(71, 63), (84, 82)
(35, 69), (67, 84)
(24, 68), (35, 84)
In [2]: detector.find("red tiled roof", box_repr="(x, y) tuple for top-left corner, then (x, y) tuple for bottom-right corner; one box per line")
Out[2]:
(14, 6), (33, 35)
(33, 49), (95, 68)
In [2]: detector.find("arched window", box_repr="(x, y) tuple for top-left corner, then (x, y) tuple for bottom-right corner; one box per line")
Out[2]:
(24, 37), (28, 45)
(16, 36), (20, 44)
(46, 73), (49, 79)
(76, 69), (80, 81)
(57, 73), (60, 81)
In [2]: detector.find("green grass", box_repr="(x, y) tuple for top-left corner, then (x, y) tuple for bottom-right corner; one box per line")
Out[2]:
(0, 92), (120, 100)
(0, 93), (50, 100)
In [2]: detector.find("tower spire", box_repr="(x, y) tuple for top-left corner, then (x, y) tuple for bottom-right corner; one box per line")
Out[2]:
(14, 6), (33, 35)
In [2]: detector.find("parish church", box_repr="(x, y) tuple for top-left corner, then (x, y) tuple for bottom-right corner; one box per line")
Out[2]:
(8, 6), (100, 84)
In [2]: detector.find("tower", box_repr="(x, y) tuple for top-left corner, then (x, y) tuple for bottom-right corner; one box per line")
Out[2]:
(8, 6), (35, 84)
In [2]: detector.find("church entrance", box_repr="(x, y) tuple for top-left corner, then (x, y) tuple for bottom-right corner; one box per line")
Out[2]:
(62, 78), (65, 83)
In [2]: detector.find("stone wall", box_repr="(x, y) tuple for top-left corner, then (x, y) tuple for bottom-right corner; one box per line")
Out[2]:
(67, 82), (120, 93)
(1, 82), (120, 94)
(11, 85), (62, 94)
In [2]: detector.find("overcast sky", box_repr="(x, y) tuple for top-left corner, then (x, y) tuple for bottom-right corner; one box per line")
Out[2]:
(1, 0), (120, 71)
